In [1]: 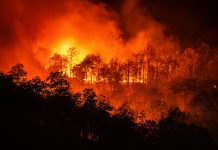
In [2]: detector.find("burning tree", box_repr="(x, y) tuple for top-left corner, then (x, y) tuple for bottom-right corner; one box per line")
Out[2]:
(47, 54), (68, 74)
(101, 59), (124, 91)
(122, 59), (134, 84)
(68, 47), (78, 77)
(71, 54), (102, 83)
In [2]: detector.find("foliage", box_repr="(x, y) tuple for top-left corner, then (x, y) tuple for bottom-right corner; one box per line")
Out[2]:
(47, 53), (68, 73)
(0, 64), (216, 149)
(8, 63), (27, 84)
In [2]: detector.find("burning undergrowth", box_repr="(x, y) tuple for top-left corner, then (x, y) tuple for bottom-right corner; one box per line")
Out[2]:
(1, 0), (218, 143)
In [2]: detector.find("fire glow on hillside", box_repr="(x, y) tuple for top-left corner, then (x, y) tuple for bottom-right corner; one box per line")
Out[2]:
(0, 0), (168, 78)
(0, 0), (218, 121)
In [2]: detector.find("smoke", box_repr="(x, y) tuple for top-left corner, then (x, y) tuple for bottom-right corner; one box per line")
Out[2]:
(0, 0), (67, 78)
(1, 0), (218, 127)
(0, 0), (120, 77)
(2, 0), (215, 77)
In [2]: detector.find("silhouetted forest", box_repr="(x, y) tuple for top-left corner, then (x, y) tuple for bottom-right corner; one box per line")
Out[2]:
(0, 63), (217, 150)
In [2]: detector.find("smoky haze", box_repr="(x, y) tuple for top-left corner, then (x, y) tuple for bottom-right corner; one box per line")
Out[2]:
(100, 0), (218, 45)
(0, 0), (217, 77)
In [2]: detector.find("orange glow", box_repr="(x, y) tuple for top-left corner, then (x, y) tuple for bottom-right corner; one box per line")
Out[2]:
(52, 39), (75, 55)
(0, 0), (194, 120)
(49, 38), (88, 76)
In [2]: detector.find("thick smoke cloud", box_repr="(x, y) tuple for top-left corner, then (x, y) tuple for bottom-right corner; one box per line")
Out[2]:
(0, 0), (217, 78)
(0, 0), (69, 77)
(0, 0), (114, 77)
(101, 0), (218, 46)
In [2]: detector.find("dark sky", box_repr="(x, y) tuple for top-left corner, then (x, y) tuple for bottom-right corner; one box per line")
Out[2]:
(0, 0), (218, 48)
(97, 0), (218, 46)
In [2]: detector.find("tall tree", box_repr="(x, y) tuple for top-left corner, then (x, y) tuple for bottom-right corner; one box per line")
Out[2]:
(107, 59), (124, 91)
(8, 63), (27, 84)
(47, 54), (68, 74)
(68, 47), (77, 77)
(46, 72), (70, 96)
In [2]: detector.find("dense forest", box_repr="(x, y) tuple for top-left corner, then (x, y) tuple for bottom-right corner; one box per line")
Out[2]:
(0, 63), (217, 149)
(0, 0), (218, 149)
(46, 42), (218, 125)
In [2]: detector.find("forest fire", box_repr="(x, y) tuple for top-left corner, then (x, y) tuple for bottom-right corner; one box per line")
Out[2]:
(0, 0), (217, 112)
(0, 0), (166, 78)
(0, 0), (218, 112)
(0, 0), (218, 148)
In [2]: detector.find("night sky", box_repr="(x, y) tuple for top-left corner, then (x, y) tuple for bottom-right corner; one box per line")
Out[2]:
(98, 0), (218, 46)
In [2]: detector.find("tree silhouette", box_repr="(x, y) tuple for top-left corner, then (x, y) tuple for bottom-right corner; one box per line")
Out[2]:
(76, 54), (102, 83)
(8, 63), (27, 84)
(46, 71), (70, 96)
(48, 53), (68, 74)
(68, 47), (77, 77)
(0, 64), (217, 150)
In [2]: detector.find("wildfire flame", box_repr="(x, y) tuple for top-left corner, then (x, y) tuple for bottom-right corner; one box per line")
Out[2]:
(1, 0), (216, 119)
